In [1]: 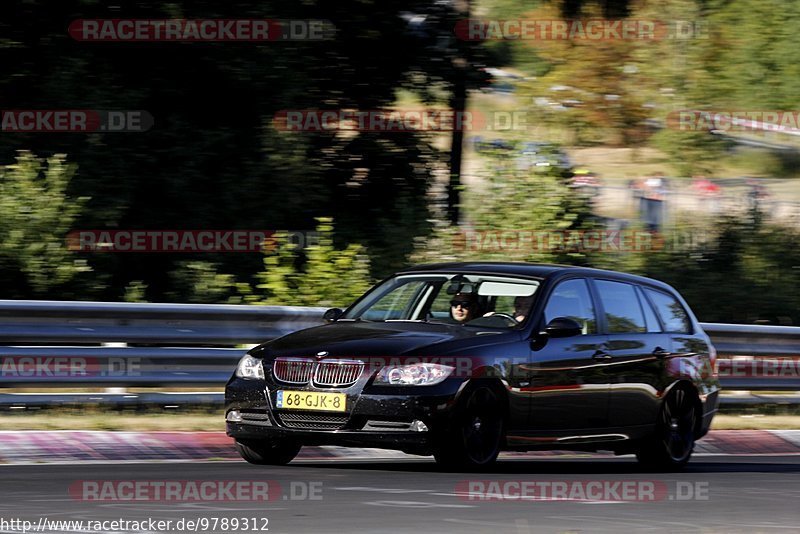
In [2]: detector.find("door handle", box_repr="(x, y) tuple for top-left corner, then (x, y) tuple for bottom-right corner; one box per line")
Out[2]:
(592, 350), (612, 360)
(652, 347), (671, 359)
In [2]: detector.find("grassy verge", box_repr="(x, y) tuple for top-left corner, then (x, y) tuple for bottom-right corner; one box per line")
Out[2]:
(1, 410), (799, 431)
(711, 415), (800, 431)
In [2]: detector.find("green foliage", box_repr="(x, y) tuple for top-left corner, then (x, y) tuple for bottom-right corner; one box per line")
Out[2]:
(0, 152), (93, 298)
(122, 280), (148, 303)
(628, 217), (800, 325)
(726, 150), (795, 179)
(413, 156), (596, 265)
(697, 0), (800, 110)
(4, 0), (800, 312)
(0, 0), (484, 300)
(508, 3), (652, 146)
(166, 262), (241, 304)
(650, 129), (729, 176)
(485, 0), (800, 158)
(246, 218), (373, 308)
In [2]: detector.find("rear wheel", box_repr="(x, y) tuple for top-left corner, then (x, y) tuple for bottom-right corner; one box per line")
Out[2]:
(636, 387), (697, 471)
(434, 385), (504, 470)
(235, 439), (301, 465)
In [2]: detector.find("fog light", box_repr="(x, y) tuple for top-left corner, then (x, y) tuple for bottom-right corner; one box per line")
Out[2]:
(410, 420), (428, 432)
(226, 410), (242, 422)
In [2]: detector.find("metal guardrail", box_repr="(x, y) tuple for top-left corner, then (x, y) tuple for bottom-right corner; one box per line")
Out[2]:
(0, 301), (798, 406)
(0, 300), (325, 399)
(705, 322), (800, 391)
(702, 323), (800, 391)
(0, 300), (326, 345)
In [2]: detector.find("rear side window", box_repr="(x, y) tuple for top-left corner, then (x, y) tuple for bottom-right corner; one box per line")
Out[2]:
(636, 286), (662, 333)
(543, 278), (597, 334)
(644, 288), (692, 333)
(595, 280), (646, 334)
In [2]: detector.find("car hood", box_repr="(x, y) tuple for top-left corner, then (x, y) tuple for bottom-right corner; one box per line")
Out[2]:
(252, 320), (515, 359)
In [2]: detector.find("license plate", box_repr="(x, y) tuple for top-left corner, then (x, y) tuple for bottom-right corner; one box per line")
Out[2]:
(275, 390), (346, 412)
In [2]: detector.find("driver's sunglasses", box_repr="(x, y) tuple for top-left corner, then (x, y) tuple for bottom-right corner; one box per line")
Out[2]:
(450, 300), (474, 308)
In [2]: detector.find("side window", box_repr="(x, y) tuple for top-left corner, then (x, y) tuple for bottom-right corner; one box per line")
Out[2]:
(636, 286), (662, 333)
(543, 279), (597, 334)
(595, 280), (646, 334)
(644, 288), (692, 333)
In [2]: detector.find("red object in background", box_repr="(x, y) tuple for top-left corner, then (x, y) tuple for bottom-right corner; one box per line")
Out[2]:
(571, 174), (601, 187)
(691, 178), (721, 196)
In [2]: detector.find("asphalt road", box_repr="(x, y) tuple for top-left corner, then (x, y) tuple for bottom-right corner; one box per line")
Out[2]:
(1, 455), (799, 534)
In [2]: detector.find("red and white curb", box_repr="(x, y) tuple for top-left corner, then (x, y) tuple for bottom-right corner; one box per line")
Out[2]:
(0, 430), (798, 464)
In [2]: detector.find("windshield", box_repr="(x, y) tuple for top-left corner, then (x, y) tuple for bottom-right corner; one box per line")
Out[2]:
(342, 273), (540, 329)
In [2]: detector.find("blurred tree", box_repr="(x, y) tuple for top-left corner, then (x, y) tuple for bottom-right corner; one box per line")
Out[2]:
(0, 151), (94, 298)
(630, 217), (800, 325)
(245, 218), (373, 308)
(510, 3), (651, 146)
(0, 0), (491, 300)
(165, 262), (241, 304)
(413, 155), (596, 264)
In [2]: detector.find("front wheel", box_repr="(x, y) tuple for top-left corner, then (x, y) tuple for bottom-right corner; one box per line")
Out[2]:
(235, 439), (301, 465)
(434, 385), (504, 470)
(636, 387), (697, 471)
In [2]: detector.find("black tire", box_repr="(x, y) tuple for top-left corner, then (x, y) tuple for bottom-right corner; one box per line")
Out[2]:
(235, 439), (301, 466)
(434, 385), (505, 470)
(636, 386), (698, 471)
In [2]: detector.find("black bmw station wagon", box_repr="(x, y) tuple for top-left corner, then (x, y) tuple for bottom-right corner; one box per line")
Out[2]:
(226, 263), (720, 470)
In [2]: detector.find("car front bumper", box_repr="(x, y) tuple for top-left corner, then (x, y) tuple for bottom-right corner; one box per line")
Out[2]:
(224, 376), (465, 454)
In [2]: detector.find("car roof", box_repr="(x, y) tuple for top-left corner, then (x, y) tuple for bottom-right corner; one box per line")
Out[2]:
(397, 262), (676, 292)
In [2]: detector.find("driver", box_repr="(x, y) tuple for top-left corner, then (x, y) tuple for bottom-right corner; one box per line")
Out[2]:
(450, 292), (479, 323)
(512, 295), (535, 322)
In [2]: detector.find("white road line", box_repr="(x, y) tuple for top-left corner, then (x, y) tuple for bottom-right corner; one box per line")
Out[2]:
(334, 486), (432, 493)
(363, 500), (475, 508)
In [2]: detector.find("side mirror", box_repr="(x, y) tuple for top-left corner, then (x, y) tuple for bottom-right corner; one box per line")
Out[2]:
(323, 308), (343, 323)
(544, 317), (582, 338)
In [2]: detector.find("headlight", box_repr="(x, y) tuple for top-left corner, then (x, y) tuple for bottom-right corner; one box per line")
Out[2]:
(235, 354), (264, 380)
(374, 363), (454, 386)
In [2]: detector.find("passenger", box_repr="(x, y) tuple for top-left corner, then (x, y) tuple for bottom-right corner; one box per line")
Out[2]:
(482, 294), (535, 323)
(512, 295), (535, 322)
(450, 293), (478, 323)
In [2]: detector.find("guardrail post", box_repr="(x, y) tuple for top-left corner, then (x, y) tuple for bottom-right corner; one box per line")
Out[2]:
(102, 342), (128, 394)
